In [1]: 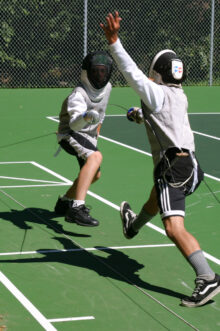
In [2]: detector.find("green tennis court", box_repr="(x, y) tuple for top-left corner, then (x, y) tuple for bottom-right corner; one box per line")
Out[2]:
(0, 87), (220, 331)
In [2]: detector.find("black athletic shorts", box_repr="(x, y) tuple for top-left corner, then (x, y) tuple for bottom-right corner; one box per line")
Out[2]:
(59, 131), (99, 169)
(154, 148), (204, 219)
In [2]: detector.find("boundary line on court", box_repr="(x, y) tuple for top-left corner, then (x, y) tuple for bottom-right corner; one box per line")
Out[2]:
(0, 188), (202, 331)
(0, 176), (61, 184)
(0, 268), (95, 327)
(47, 116), (220, 178)
(0, 161), (72, 189)
(189, 113), (220, 115)
(0, 271), (57, 331)
(98, 135), (220, 182)
(0, 244), (175, 257)
(192, 130), (220, 141)
(2, 161), (219, 265)
(48, 316), (95, 323)
(0, 184), (69, 188)
(46, 115), (220, 141)
(86, 185), (220, 265)
(0, 188), (192, 330)
(1, 159), (219, 264)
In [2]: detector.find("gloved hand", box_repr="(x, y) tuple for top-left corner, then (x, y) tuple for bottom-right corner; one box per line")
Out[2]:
(83, 110), (100, 124)
(127, 107), (143, 124)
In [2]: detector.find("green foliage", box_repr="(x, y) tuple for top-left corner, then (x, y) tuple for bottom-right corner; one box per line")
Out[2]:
(0, 0), (219, 87)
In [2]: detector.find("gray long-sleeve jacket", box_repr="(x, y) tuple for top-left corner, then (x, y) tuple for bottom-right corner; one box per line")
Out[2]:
(109, 39), (195, 166)
(57, 81), (112, 145)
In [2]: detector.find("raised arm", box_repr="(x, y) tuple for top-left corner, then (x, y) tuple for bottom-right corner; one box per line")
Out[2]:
(100, 12), (164, 113)
(100, 11), (121, 45)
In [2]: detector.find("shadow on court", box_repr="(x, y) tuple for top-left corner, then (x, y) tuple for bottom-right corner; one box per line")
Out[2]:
(0, 207), (90, 238)
(0, 236), (184, 300)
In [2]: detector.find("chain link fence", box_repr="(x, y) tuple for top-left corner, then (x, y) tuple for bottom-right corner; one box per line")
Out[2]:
(0, 0), (219, 88)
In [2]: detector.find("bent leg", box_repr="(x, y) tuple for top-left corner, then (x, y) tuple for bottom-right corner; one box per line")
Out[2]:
(131, 186), (159, 232)
(63, 151), (102, 227)
(163, 216), (215, 278)
(72, 151), (102, 201)
(143, 185), (159, 215)
(64, 167), (101, 200)
(163, 216), (201, 257)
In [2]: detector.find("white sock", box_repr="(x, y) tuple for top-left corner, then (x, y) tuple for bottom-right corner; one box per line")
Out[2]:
(72, 200), (85, 207)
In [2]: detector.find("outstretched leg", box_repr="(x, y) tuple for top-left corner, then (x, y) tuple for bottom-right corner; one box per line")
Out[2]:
(120, 186), (158, 239)
(55, 151), (102, 222)
(65, 151), (102, 227)
(163, 215), (219, 307)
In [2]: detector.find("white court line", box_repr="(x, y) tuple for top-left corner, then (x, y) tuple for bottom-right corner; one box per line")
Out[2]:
(46, 116), (59, 123)
(0, 163), (219, 328)
(192, 130), (220, 141)
(105, 113), (220, 140)
(5, 161), (218, 265)
(2, 157), (219, 185)
(31, 161), (72, 184)
(0, 175), (61, 184)
(106, 113), (220, 139)
(0, 161), (71, 184)
(47, 115), (126, 120)
(46, 117), (220, 179)
(0, 183), (69, 189)
(48, 316), (95, 322)
(47, 115), (220, 140)
(98, 135), (220, 182)
(189, 113), (220, 115)
(205, 173), (220, 182)
(86, 188), (220, 265)
(105, 114), (125, 117)
(0, 161), (33, 164)
(1, 160), (219, 264)
(99, 135), (152, 156)
(0, 271), (57, 331)
(0, 161), (72, 188)
(0, 244), (175, 256)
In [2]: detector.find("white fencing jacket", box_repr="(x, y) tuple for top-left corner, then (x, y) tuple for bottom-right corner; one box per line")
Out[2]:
(58, 70), (112, 144)
(109, 39), (195, 166)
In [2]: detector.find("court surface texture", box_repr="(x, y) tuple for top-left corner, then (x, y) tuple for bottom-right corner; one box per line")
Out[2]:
(0, 87), (220, 331)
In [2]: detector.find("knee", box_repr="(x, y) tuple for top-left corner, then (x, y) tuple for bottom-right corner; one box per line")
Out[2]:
(163, 217), (185, 241)
(164, 222), (175, 240)
(90, 151), (103, 165)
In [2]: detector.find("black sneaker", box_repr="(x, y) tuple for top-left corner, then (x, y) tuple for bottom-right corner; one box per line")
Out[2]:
(65, 205), (99, 227)
(54, 197), (71, 215)
(181, 274), (220, 307)
(120, 201), (138, 239)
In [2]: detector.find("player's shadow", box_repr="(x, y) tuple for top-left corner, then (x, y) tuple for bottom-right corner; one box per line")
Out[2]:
(0, 236), (184, 300)
(0, 207), (90, 238)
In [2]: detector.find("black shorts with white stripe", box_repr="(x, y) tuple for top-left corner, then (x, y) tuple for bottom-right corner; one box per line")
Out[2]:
(154, 148), (204, 219)
(59, 131), (99, 169)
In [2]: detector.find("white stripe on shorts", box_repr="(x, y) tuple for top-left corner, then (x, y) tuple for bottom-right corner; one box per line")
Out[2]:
(189, 151), (198, 193)
(158, 178), (186, 219)
(161, 210), (185, 219)
(158, 178), (171, 212)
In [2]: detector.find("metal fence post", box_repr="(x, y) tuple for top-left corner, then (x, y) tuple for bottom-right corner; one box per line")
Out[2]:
(1, 1), (219, 87)
(84, 0), (88, 57)
(209, 0), (215, 86)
